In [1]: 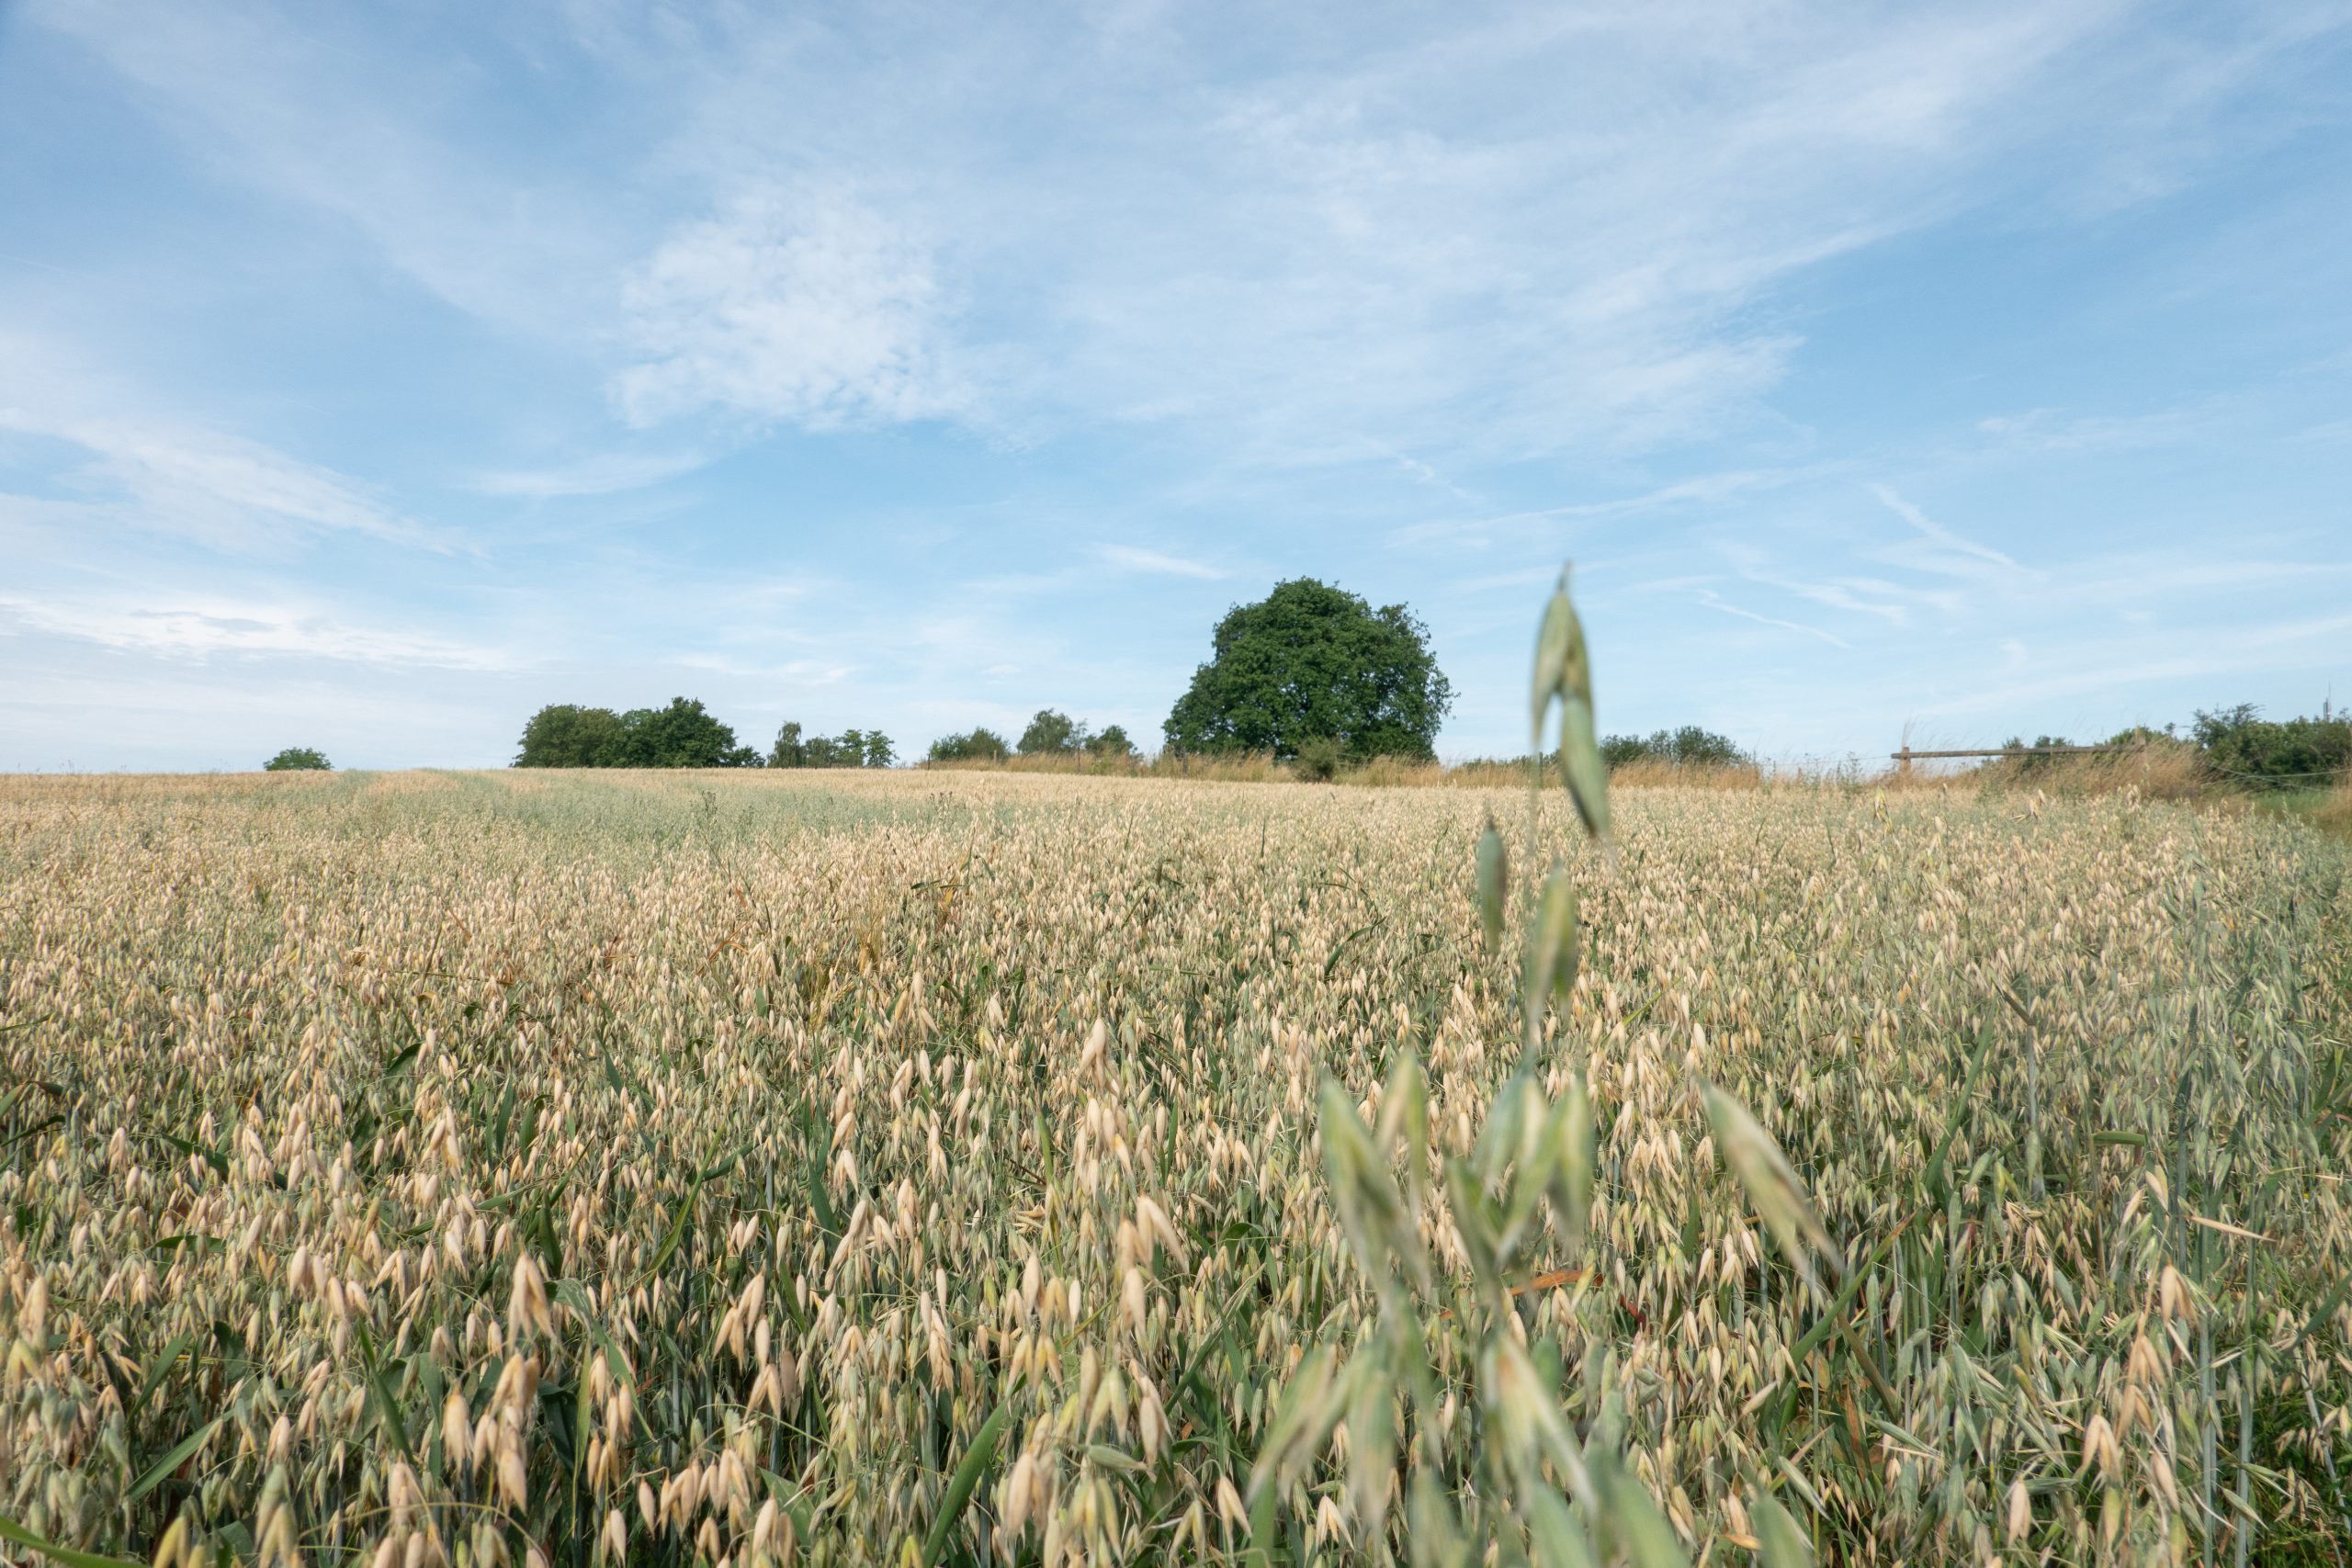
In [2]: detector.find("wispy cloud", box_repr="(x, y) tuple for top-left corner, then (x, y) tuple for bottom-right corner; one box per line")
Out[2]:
(0, 407), (444, 554)
(1870, 484), (2021, 571)
(1974, 404), (2209, 454)
(0, 592), (514, 669)
(1692, 590), (1851, 649)
(1394, 470), (1799, 550)
(1094, 545), (1224, 580)
(469, 452), (707, 499)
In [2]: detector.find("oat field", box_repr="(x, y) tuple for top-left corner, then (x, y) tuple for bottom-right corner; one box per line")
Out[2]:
(3, 766), (2347, 1566)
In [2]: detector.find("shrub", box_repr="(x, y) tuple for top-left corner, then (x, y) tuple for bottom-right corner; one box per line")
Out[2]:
(1295, 735), (1345, 781)
(2192, 704), (2352, 788)
(263, 747), (331, 772)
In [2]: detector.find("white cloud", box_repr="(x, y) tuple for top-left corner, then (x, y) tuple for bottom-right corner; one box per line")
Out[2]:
(34, 0), (2335, 479)
(613, 189), (967, 430)
(469, 452), (707, 499)
(1094, 544), (1223, 579)
(1974, 405), (2208, 453)
(0, 592), (513, 669)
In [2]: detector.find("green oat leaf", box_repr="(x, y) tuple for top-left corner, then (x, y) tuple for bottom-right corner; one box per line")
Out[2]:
(920, 1398), (1014, 1566)
(125, 1413), (228, 1502)
(0, 1515), (148, 1568)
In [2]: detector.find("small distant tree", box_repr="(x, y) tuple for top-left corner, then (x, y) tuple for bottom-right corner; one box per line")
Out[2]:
(264, 747), (332, 772)
(1085, 725), (1135, 760)
(769, 722), (808, 769)
(862, 731), (896, 768)
(1019, 709), (1086, 756)
(929, 728), (1012, 762)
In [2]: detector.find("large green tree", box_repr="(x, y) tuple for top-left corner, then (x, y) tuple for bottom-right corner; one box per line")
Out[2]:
(514, 705), (631, 767)
(1163, 579), (1452, 761)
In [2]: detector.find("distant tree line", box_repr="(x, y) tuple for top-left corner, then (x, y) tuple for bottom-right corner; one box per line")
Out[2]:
(2004, 705), (2352, 787)
(926, 710), (1136, 763)
(1600, 726), (1747, 769)
(513, 703), (905, 769)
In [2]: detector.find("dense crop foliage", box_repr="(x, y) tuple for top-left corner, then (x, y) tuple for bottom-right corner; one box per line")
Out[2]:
(3, 761), (2348, 1564)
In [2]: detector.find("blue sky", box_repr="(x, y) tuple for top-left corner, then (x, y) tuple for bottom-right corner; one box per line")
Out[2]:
(2, 0), (2347, 771)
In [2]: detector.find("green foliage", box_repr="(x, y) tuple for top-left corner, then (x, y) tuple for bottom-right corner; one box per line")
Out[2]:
(926, 728), (1012, 762)
(2192, 704), (2352, 787)
(1017, 708), (1083, 755)
(261, 747), (331, 772)
(1599, 726), (1746, 769)
(772, 721), (894, 769)
(515, 699), (761, 768)
(1996, 734), (2076, 776)
(1163, 578), (1453, 761)
(622, 698), (763, 768)
(1295, 735), (1345, 781)
(1084, 724), (1135, 760)
(514, 704), (629, 767)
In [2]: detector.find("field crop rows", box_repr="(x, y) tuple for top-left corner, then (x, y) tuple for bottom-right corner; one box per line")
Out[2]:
(2, 768), (2347, 1564)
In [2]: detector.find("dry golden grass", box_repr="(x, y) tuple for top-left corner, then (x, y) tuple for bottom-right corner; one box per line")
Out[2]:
(922, 753), (1769, 792)
(2, 767), (2347, 1565)
(2313, 774), (2352, 834)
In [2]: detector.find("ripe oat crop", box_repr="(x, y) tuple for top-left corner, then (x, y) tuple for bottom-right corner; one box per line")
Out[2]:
(3, 720), (2348, 1562)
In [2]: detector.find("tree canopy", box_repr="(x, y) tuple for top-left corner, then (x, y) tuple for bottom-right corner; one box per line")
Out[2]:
(263, 747), (332, 772)
(772, 722), (894, 768)
(928, 728), (1012, 763)
(1163, 579), (1452, 761)
(1018, 709), (1083, 755)
(514, 699), (761, 768)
